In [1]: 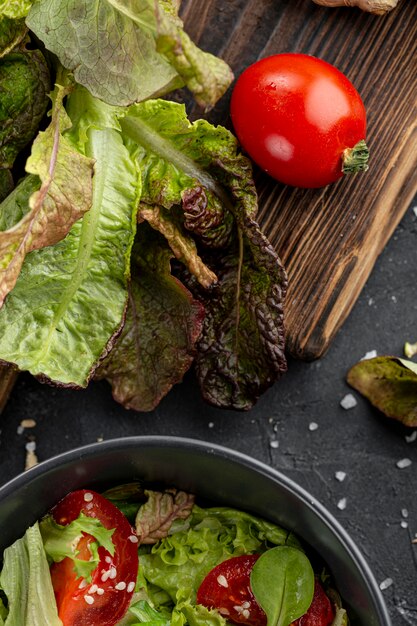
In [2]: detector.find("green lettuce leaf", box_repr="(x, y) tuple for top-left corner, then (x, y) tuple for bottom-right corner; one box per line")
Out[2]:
(0, 81), (94, 307)
(0, 0), (33, 19)
(0, 47), (50, 168)
(97, 224), (205, 411)
(127, 599), (170, 626)
(26, 0), (232, 108)
(0, 91), (140, 386)
(0, 522), (62, 626)
(40, 512), (115, 581)
(347, 356), (417, 427)
(135, 489), (195, 544)
(121, 99), (287, 410)
(0, 169), (14, 203)
(139, 505), (298, 608)
(0, 16), (27, 57)
(0, 175), (38, 230)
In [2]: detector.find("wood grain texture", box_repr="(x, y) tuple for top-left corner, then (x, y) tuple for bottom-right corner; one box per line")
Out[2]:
(182, 0), (417, 359)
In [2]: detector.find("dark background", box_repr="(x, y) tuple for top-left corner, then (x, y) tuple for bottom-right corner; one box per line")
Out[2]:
(1, 1), (417, 625)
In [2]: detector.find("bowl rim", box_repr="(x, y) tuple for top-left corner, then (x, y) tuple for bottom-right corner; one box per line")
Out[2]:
(0, 435), (391, 625)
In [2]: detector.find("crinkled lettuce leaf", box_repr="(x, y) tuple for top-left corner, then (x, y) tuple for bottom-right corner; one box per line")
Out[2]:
(0, 90), (140, 386)
(97, 224), (205, 411)
(0, 82), (94, 307)
(135, 489), (195, 544)
(0, 169), (14, 203)
(26, 0), (232, 108)
(139, 504), (299, 608)
(0, 174), (38, 230)
(0, 46), (50, 168)
(40, 512), (115, 581)
(0, 0), (33, 19)
(122, 99), (287, 410)
(347, 356), (417, 427)
(0, 522), (62, 626)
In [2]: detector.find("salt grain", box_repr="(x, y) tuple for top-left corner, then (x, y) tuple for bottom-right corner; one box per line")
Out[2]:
(270, 439), (279, 449)
(401, 521), (408, 529)
(25, 441), (36, 453)
(360, 350), (377, 361)
(379, 578), (393, 591)
(401, 509), (409, 518)
(396, 458), (412, 469)
(340, 394), (357, 410)
(309, 422), (319, 432)
(335, 471), (347, 482)
(405, 431), (417, 443)
(208, 422), (214, 429)
(412, 206), (417, 218)
(17, 426), (24, 435)
(337, 498), (347, 511)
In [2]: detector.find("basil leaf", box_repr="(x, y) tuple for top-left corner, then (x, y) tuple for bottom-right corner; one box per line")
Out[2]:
(250, 546), (315, 626)
(347, 356), (417, 427)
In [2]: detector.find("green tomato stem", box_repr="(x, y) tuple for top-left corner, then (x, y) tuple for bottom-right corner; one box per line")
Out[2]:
(342, 140), (370, 175)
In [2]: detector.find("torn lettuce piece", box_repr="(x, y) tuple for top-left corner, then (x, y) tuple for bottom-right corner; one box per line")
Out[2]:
(97, 224), (205, 411)
(0, 96), (140, 386)
(135, 489), (195, 545)
(0, 82), (94, 307)
(0, 174), (38, 230)
(121, 99), (286, 409)
(0, 46), (50, 168)
(126, 600), (170, 626)
(0, 0), (33, 19)
(26, 0), (232, 108)
(347, 356), (417, 427)
(0, 522), (62, 626)
(40, 512), (115, 581)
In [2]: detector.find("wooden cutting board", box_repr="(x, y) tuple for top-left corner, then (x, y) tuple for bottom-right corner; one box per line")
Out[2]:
(183, 0), (417, 360)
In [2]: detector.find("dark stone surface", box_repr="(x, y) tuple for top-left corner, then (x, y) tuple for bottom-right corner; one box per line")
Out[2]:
(0, 195), (416, 624)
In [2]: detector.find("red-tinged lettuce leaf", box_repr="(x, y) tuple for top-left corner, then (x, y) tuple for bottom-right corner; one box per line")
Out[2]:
(0, 92), (140, 386)
(0, 46), (50, 168)
(135, 489), (195, 544)
(26, 0), (232, 108)
(347, 356), (417, 427)
(97, 224), (205, 411)
(139, 205), (217, 289)
(0, 82), (94, 307)
(121, 100), (287, 410)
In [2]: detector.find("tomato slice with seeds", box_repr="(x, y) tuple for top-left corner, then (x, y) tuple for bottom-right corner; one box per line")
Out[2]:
(50, 489), (139, 626)
(197, 555), (266, 626)
(197, 555), (334, 626)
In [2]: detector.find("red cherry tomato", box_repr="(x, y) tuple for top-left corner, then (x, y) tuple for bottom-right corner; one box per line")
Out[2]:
(50, 489), (139, 626)
(230, 53), (367, 188)
(197, 554), (334, 626)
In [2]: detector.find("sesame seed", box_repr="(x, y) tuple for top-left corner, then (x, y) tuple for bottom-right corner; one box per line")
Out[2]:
(401, 521), (408, 529)
(90, 584), (98, 594)
(127, 582), (135, 593)
(402, 508), (409, 518)
(234, 606), (244, 614)
(84, 595), (94, 605)
(217, 574), (228, 588)
(128, 535), (138, 544)
(242, 609), (250, 619)
(109, 567), (117, 579)
(337, 498), (347, 511)
(335, 471), (347, 482)
(241, 602), (250, 609)
(101, 571), (110, 582)
(379, 578), (393, 591)
(309, 422), (319, 431)
(208, 422), (214, 428)
(270, 439), (279, 449)
(96, 588), (104, 595)
(25, 441), (36, 453)
(340, 394), (357, 410)
(78, 579), (88, 589)
(396, 458), (412, 469)
(405, 431), (417, 443)
(219, 608), (230, 616)
(105, 556), (112, 563)
(83, 493), (94, 502)
(115, 582), (126, 590)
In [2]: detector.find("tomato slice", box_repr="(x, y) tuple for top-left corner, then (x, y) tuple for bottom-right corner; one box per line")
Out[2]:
(197, 554), (334, 626)
(197, 555), (266, 626)
(50, 489), (139, 626)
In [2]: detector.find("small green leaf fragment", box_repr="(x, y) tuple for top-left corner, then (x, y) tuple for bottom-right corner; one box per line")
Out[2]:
(347, 356), (417, 427)
(250, 546), (315, 626)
